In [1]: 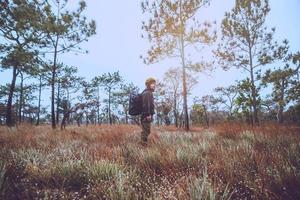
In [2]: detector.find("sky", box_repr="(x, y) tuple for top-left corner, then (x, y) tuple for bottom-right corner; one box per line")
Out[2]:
(1, 0), (300, 105)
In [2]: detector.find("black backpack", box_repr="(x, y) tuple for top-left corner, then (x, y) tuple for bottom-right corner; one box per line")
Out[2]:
(129, 90), (143, 116)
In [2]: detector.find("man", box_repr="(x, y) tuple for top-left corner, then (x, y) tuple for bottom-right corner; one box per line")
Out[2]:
(141, 77), (156, 145)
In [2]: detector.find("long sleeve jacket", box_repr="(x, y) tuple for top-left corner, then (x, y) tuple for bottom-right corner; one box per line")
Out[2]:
(141, 89), (155, 118)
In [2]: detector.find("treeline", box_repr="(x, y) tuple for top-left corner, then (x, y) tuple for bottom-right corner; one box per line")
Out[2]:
(141, 0), (299, 129)
(151, 62), (300, 128)
(0, 0), (299, 129)
(0, 0), (96, 128)
(0, 69), (139, 129)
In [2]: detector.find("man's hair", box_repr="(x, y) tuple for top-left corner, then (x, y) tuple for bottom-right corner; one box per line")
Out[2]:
(145, 77), (156, 86)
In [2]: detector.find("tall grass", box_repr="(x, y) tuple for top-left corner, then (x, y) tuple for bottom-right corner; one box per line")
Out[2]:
(0, 160), (7, 197)
(0, 123), (299, 199)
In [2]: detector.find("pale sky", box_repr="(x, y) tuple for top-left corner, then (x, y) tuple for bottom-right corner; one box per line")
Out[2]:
(1, 0), (300, 106)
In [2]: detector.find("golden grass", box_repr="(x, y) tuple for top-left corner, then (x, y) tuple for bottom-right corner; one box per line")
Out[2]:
(0, 123), (299, 199)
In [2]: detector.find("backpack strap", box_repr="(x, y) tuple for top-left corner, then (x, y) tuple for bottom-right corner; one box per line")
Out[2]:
(141, 89), (147, 95)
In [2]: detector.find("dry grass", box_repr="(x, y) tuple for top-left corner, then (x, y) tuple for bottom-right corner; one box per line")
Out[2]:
(0, 123), (299, 199)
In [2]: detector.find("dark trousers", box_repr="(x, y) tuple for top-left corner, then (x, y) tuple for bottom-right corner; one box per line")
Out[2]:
(141, 119), (151, 143)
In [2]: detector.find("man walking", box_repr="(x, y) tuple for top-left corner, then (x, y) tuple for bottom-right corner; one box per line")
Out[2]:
(140, 77), (156, 145)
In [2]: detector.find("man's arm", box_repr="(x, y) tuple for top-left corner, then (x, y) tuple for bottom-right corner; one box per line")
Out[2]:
(142, 91), (151, 116)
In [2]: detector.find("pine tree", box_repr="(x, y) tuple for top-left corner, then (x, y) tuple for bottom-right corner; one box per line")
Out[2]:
(141, 0), (216, 130)
(214, 0), (288, 125)
(41, 0), (96, 129)
(0, 0), (46, 126)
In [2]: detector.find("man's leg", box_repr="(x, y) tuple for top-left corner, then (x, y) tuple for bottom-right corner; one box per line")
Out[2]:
(141, 120), (151, 144)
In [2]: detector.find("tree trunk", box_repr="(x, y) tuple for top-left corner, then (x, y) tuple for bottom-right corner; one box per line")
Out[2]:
(108, 89), (112, 125)
(85, 112), (89, 126)
(228, 97), (233, 120)
(77, 118), (81, 127)
(156, 107), (160, 126)
(61, 111), (70, 130)
(173, 109), (178, 128)
(18, 72), (24, 123)
(6, 66), (18, 127)
(173, 96), (178, 127)
(179, 0), (189, 131)
(51, 65), (56, 129)
(203, 105), (209, 127)
(97, 86), (100, 124)
(180, 47), (189, 131)
(249, 47), (259, 125)
(277, 78), (285, 124)
(36, 75), (42, 126)
(51, 35), (59, 129)
(56, 80), (60, 125)
(250, 74), (259, 125)
(125, 110), (128, 124)
(277, 106), (284, 124)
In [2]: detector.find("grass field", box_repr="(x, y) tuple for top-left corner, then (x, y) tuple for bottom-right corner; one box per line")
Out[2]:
(0, 123), (299, 199)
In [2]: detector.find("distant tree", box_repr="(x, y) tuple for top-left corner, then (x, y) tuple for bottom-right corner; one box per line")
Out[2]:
(41, 0), (96, 129)
(262, 67), (294, 123)
(141, 0), (216, 131)
(17, 71), (32, 123)
(153, 81), (172, 126)
(61, 69), (84, 124)
(291, 52), (300, 81)
(1, 49), (38, 126)
(160, 102), (172, 125)
(190, 103), (205, 125)
(261, 52), (300, 123)
(289, 52), (300, 102)
(234, 78), (260, 124)
(53, 64), (81, 124)
(79, 80), (98, 125)
(0, 0), (52, 126)
(0, 85), (9, 124)
(95, 72), (122, 125)
(12, 81), (38, 123)
(91, 76), (103, 124)
(162, 67), (198, 127)
(214, 0), (288, 125)
(285, 103), (300, 123)
(60, 100), (95, 130)
(0, 104), (5, 125)
(163, 68), (181, 127)
(34, 67), (49, 126)
(21, 89), (38, 124)
(0, 84), (18, 124)
(193, 95), (221, 127)
(260, 95), (277, 121)
(214, 85), (238, 120)
(0, 85), (8, 104)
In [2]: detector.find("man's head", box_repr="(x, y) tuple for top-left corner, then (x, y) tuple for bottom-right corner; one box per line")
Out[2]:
(145, 77), (156, 91)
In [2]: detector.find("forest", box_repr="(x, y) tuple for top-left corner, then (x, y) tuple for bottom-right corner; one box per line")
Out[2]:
(0, 0), (299, 130)
(0, 0), (299, 199)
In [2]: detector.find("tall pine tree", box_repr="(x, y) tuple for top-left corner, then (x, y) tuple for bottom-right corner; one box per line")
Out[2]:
(214, 0), (288, 125)
(141, 0), (216, 131)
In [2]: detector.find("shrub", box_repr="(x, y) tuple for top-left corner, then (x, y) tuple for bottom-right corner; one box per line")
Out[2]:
(188, 169), (216, 200)
(89, 160), (123, 181)
(188, 168), (234, 200)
